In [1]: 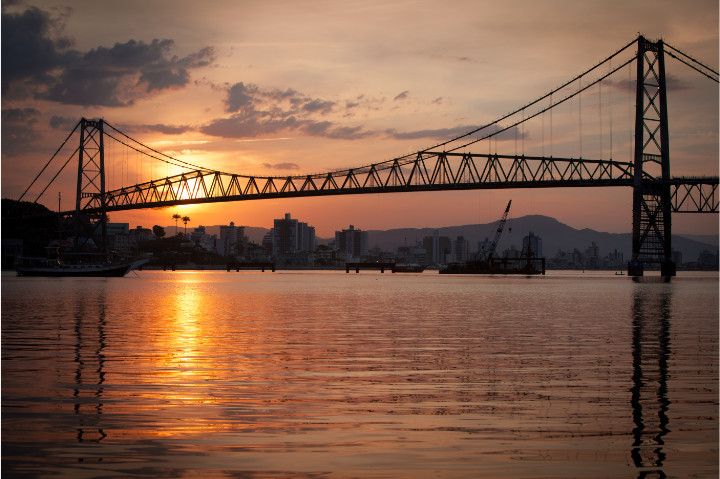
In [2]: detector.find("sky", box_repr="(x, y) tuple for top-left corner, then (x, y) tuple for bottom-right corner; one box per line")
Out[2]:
(2, 0), (718, 238)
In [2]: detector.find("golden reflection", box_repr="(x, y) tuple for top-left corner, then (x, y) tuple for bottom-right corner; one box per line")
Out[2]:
(168, 273), (205, 368)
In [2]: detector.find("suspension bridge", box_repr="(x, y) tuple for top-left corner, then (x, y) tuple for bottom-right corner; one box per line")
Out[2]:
(6, 35), (719, 276)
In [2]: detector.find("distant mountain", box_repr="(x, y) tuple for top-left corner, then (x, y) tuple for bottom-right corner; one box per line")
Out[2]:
(677, 234), (719, 247)
(164, 216), (716, 262)
(363, 215), (716, 262)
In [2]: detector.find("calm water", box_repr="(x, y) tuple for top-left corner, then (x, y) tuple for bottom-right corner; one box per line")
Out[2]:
(2, 270), (717, 478)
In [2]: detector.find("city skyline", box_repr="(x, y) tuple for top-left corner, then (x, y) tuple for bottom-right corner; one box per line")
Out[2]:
(2, 1), (718, 237)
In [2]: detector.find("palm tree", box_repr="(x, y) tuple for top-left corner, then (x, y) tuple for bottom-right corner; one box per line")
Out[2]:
(172, 213), (181, 235)
(182, 215), (191, 235)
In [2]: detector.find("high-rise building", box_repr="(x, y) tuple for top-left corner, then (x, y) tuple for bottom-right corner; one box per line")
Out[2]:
(452, 236), (469, 263)
(220, 222), (246, 255)
(262, 229), (274, 255)
(272, 214), (316, 255)
(671, 250), (682, 266)
(274, 213), (299, 254)
(423, 232), (451, 264)
(522, 231), (543, 258)
(334, 225), (369, 258)
(422, 236), (434, 264)
(298, 222), (316, 252)
(586, 241), (599, 261)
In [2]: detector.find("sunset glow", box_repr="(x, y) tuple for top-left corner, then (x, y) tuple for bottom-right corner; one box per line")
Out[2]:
(2, 1), (717, 236)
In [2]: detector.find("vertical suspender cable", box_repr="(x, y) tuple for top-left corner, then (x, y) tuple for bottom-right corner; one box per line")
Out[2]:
(610, 58), (613, 160)
(629, 62), (632, 162)
(599, 76), (603, 159)
(570, 96), (574, 158)
(579, 77), (582, 158)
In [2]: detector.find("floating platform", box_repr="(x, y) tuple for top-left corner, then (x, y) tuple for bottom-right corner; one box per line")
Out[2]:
(440, 257), (545, 275)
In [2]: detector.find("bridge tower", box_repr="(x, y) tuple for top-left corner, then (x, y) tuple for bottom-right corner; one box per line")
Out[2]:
(73, 118), (108, 258)
(630, 36), (674, 276)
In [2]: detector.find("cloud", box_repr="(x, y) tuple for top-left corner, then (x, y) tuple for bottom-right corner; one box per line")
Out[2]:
(432, 97), (443, 105)
(393, 91), (409, 101)
(604, 73), (692, 93)
(200, 111), (301, 138)
(1, 5), (79, 94)
(2, 107), (40, 124)
(1, 5), (214, 105)
(302, 98), (335, 115)
(386, 125), (527, 141)
(261, 162), (300, 171)
(202, 81), (375, 140)
(140, 123), (194, 135)
(2, 108), (43, 156)
(665, 74), (693, 91)
(49, 115), (76, 130)
(224, 82), (257, 113)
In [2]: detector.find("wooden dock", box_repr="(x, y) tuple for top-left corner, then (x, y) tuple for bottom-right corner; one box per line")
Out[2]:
(345, 262), (396, 273)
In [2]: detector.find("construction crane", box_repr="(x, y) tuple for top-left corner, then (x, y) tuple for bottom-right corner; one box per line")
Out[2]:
(477, 199), (512, 262)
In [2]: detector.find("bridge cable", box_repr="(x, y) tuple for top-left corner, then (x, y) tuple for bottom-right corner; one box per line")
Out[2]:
(664, 49), (719, 83)
(16, 120), (81, 204)
(103, 122), (233, 175)
(394, 37), (639, 161)
(104, 39), (639, 185)
(103, 131), (216, 178)
(437, 56), (637, 156)
(664, 43), (719, 76)
(32, 146), (81, 207)
(105, 39), (639, 187)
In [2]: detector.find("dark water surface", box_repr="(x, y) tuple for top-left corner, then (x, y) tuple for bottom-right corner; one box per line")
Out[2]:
(2, 270), (717, 478)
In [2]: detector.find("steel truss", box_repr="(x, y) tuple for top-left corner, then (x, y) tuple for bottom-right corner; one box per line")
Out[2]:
(667, 179), (718, 213)
(87, 153), (638, 212)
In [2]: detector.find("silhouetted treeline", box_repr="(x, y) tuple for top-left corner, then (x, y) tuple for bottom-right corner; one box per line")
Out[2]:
(2, 199), (60, 257)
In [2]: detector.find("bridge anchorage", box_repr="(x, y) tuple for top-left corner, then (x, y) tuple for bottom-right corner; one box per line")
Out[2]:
(8, 35), (719, 276)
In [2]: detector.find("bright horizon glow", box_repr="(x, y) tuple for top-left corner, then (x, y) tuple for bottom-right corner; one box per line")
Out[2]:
(2, 1), (717, 237)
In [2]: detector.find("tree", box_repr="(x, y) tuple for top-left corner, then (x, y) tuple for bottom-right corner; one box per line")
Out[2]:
(172, 213), (181, 235)
(152, 225), (165, 238)
(182, 215), (191, 234)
